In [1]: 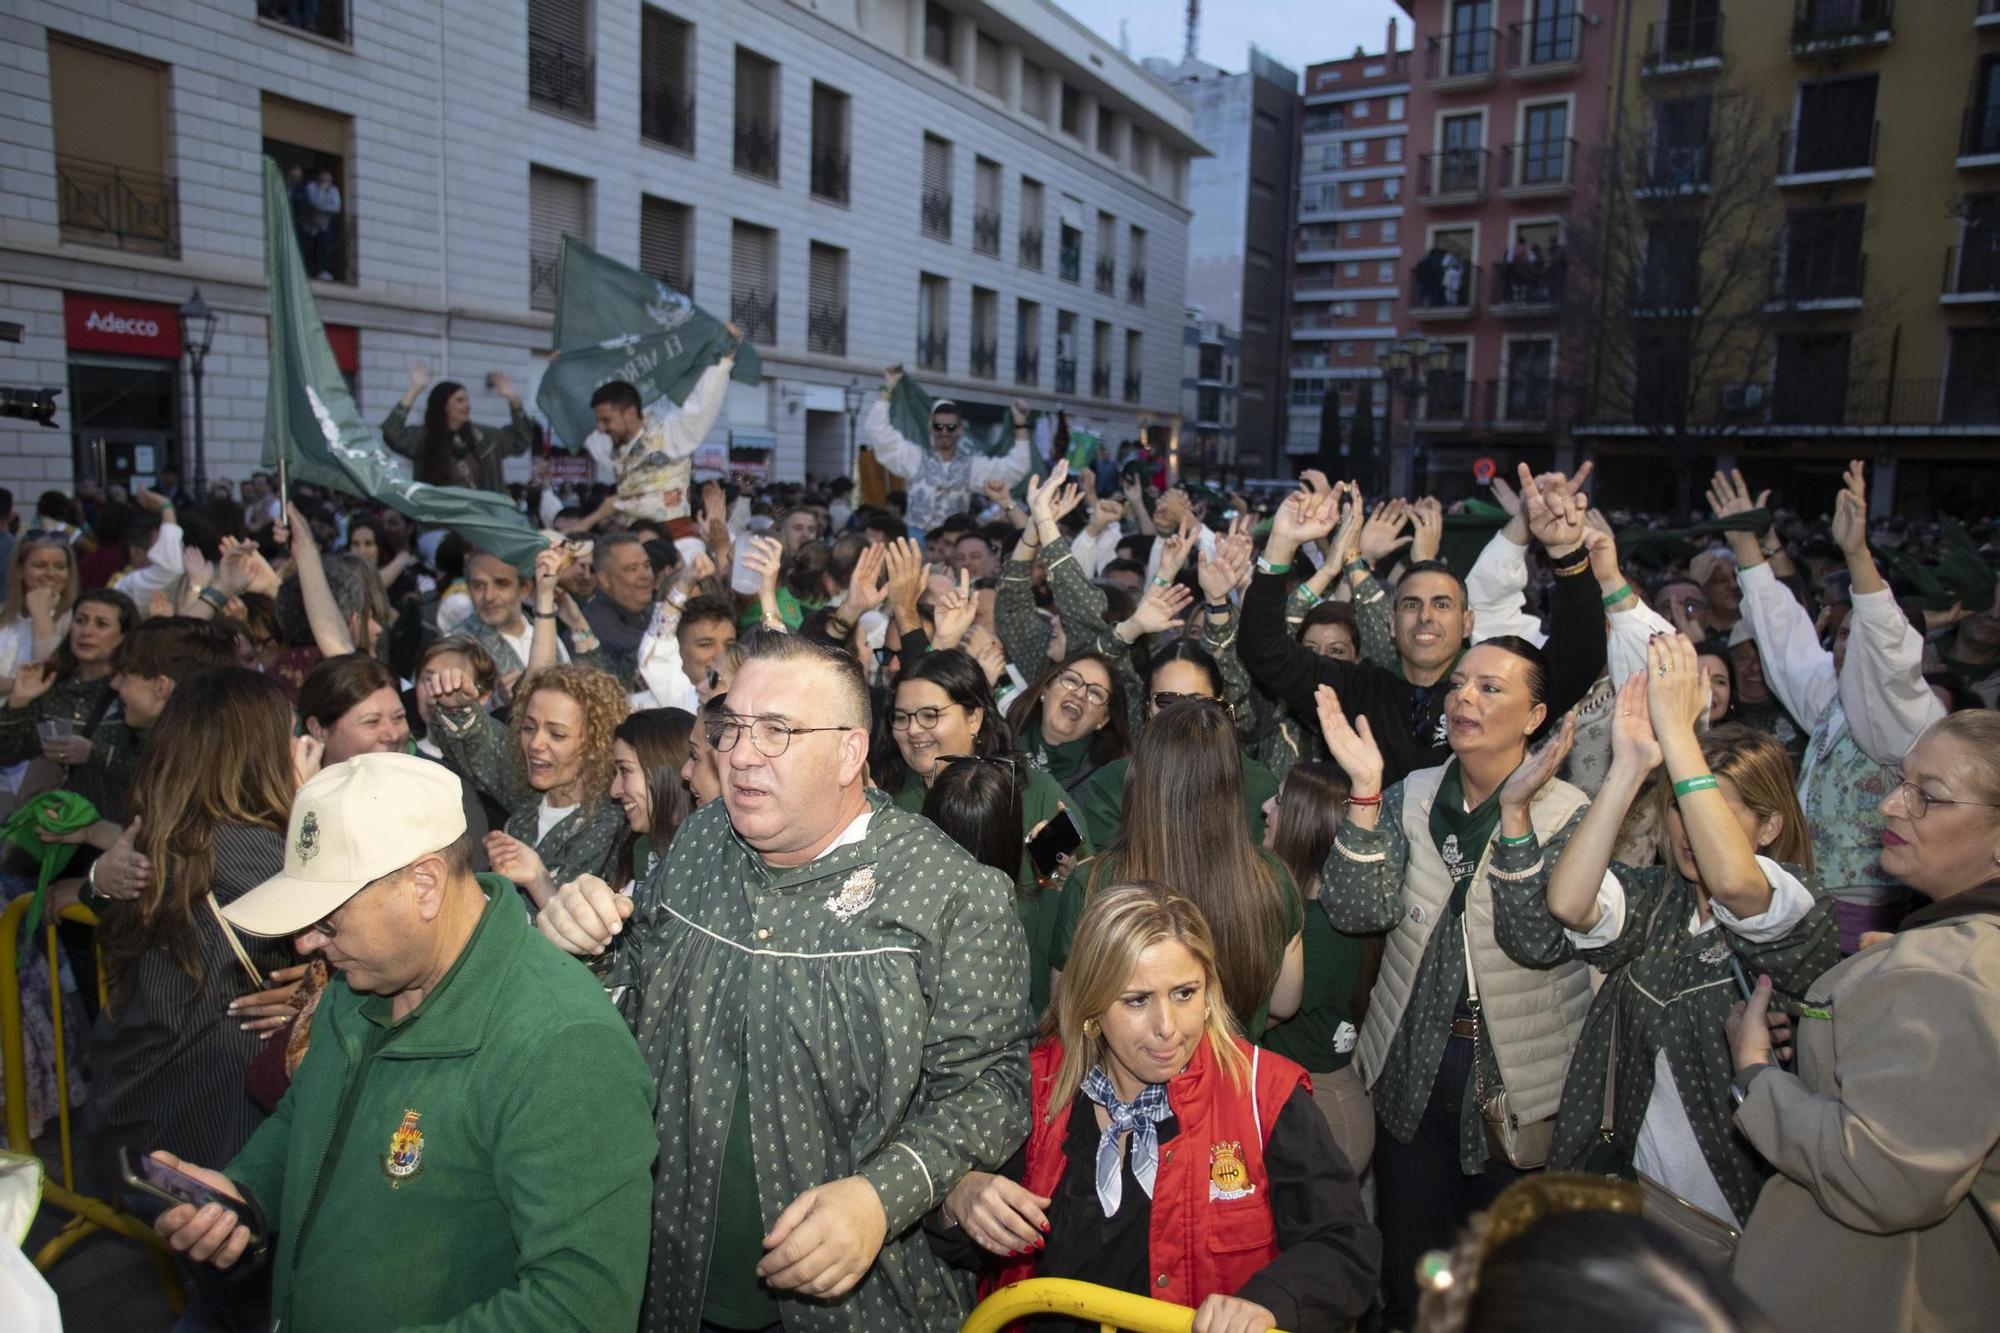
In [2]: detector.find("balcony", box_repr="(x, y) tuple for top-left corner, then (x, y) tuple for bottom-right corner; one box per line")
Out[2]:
(921, 189), (952, 240)
(642, 89), (695, 153)
(56, 157), (179, 257)
(1942, 243), (2000, 302)
(1486, 376), (1559, 428)
(811, 142), (850, 204)
(1792, 0), (1893, 55)
(1416, 149), (1489, 205)
(1124, 372), (1143, 403)
(1410, 261), (1480, 319)
(971, 338), (998, 379)
(1019, 226), (1044, 270)
(1767, 252), (1866, 310)
(806, 303), (846, 356)
(1632, 264), (1702, 316)
(1015, 348), (1039, 385)
(1055, 357), (1077, 393)
(1095, 255), (1116, 296)
(1637, 142), (1711, 196)
(1290, 313), (1346, 339)
(917, 331), (949, 372)
(1508, 15), (1583, 79)
(1776, 122), (1877, 185)
(1059, 241), (1082, 283)
(1961, 103), (2000, 167)
(973, 208), (1001, 256)
(1417, 374), (1474, 427)
(1579, 377), (2000, 431)
(1501, 138), (1577, 197)
(733, 290), (777, 344)
(735, 120), (780, 180)
(1426, 29), (1499, 92)
(1643, 15), (1724, 76)
(257, 0), (347, 43)
(528, 32), (594, 120)
(1492, 260), (1567, 316)
(1128, 268), (1147, 304)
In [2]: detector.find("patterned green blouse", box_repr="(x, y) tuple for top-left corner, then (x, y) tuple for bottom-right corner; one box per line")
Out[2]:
(429, 702), (627, 886)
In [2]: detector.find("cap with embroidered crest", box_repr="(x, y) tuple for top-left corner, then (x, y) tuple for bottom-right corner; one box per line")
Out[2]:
(221, 752), (468, 937)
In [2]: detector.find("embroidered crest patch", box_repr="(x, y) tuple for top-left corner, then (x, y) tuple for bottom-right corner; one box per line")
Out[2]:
(296, 810), (320, 863)
(824, 865), (878, 923)
(383, 1108), (424, 1186)
(1699, 941), (1732, 966)
(1209, 1140), (1256, 1202)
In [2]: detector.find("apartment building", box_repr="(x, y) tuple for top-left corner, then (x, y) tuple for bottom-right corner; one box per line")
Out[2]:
(1182, 311), (1239, 460)
(0, 0), (1203, 498)
(1289, 25), (1411, 467)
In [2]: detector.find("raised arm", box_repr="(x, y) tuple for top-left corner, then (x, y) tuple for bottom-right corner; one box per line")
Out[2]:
(482, 372), (537, 461)
(858, 368), (926, 481)
(279, 504), (356, 658)
(380, 362), (430, 459)
(969, 398), (1033, 489)
(1243, 486), (1364, 722)
(1652, 634), (1773, 919)
(423, 668), (534, 814)
(656, 350), (737, 460)
(1313, 685), (1410, 934)
(1520, 464), (1607, 717)
(1830, 460), (1945, 763)
(1711, 468), (1836, 727)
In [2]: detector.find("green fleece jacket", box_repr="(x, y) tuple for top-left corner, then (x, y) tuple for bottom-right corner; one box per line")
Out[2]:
(224, 874), (656, 1332)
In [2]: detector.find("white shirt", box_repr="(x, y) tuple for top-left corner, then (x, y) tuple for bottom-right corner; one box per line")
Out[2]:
(535, 797), (575, 845)
(110, 522), (186, 606)
(495, 620), (569, 668)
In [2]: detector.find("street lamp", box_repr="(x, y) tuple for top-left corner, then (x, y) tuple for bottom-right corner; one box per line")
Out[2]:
(842, 376), (866, 481)
(1377, 335), (1454, 495)
(177, 289), (218, 495)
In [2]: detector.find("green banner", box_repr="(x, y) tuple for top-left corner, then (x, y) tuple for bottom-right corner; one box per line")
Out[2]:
(537, 236), (761, 451)
(886, 371), (1015, 459)
(258, 158), (547, 569)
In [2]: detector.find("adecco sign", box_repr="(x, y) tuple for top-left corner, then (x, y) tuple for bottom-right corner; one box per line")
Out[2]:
(64, 292), (183, 359)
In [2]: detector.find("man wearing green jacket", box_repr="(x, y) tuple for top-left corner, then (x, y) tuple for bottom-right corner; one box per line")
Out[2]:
(150, 752), (657, 1332)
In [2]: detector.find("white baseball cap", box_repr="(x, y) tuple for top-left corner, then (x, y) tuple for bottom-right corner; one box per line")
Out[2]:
(222, 752), (469, 937)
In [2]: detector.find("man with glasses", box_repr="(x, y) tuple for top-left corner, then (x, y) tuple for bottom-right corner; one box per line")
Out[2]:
(148, 752), (658, 1332)
(858, 365), (1032, 530)
(537, 632), (1032, 1331)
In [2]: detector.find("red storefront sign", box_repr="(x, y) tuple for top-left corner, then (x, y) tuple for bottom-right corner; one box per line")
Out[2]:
(63, 292), (183, 359)
(324, 323), (359, 374)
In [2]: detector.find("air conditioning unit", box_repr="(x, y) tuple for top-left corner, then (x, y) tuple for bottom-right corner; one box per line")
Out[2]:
(1721, 383), (1764, 413)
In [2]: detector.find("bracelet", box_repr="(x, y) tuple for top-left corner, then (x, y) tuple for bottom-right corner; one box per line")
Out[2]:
(1298, 587), (1321, 607)
(1496, 830), (1538, 848)
(1600, 583), (1633, 608)
(1550, 551), (1591, 577)
(827, 617), (854, 638)
(1152, 575), (1169, 588)
(1256, 557), (1292, 576)
(197, 585), (229, 610)
(762, 616), (787, 632)
(531, 608), (557, 620)
(1344, 558), (1372, 576)
(1206, 602), (1233, 616)
(1345, 793), (1383, 807)
(1672, 774), (1720, 798)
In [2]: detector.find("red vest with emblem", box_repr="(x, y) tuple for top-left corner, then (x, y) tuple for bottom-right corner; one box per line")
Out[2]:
(983, 1034), (1310, 1311)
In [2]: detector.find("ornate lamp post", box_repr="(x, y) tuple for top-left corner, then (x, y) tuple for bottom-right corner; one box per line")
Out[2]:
(1377, 335), (1454, 495)
(842, 376), (866, 480)
(177, 289), (218, 494)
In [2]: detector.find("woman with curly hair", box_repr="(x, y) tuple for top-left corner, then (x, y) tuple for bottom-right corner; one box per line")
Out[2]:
(421, 660), (630, 903)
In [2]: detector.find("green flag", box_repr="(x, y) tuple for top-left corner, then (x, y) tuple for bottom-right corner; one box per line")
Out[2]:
(886, 371), (1014, 458)
(537, 236), (761, 450)
(259, 158), (547, 569)
(1065, 428), (1100, 470)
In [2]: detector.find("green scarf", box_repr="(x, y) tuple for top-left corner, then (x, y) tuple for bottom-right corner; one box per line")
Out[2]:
(1, 790), (100, 942)
(1614, 509), (1771, 569)
(1427, 760), (1503, 920)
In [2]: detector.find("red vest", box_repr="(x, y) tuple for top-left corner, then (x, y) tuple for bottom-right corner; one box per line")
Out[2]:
(985, 1035), (1310, 1310)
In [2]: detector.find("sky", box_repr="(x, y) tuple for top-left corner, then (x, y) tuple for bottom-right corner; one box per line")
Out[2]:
(1055, 0), (1410, 76)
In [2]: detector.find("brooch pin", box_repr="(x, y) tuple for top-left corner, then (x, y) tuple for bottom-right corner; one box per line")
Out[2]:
(824, 865), (878, 923)
(383, 1108), (424, 1187)
(1209, 1141), (1256, 1202)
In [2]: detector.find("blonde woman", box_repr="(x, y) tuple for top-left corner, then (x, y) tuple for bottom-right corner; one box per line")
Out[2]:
(0, 533), (78, 684)
(934, 881), (1378, 1333)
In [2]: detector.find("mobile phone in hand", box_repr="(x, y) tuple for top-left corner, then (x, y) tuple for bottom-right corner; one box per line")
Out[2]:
(1027, 807), (1085, 876)
(119, 1147), (267, 1249)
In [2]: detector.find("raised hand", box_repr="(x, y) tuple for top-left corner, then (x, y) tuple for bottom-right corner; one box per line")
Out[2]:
(1269, 487), (1339, 557)
(881, 364), (904, 391)
(1519, 463), (1586, 553)
(883, 537), (926, 615)
(1409, 497), (1444, 564)
(1198, 535), (1252, 605)
(1580, 510), (1624, 589)
(1125, 582), (1194, 637)
(407, 361), (432, 397)
(1047, 481), (1084, 524)
(1025, 458), (1071, 527)
(1313, 684), (1383, 796)
(8, 661), (57, 710)
(1609, 670), (1663, 774)
(1499, 713), (1577, 813)
(1645, 633), (1710, 742)
(290, 734), (324, 788)
(964, 625), (1009, 687)
(1356, 498), (1413, 565)
(1705, 468), (1770, 522)
(742, 535), (785, 598)
(489, 371), (520, 404)
(1086, 497), (1125, 536)
(844, 543), (889, 616)
(1830, 458), (1868, 556)
(982, 477), (1013, 509)
(1157, 516), (1200, 583)
(932, 569), (978, 649)
(418, 665), (480, 713)
(533, 546), (565, 597)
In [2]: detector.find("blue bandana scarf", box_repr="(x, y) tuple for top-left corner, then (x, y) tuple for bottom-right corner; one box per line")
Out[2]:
(1082, 1064), (1174, 1217)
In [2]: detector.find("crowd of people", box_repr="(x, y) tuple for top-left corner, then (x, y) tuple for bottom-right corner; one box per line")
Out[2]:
(1, 374), (1997, 1333)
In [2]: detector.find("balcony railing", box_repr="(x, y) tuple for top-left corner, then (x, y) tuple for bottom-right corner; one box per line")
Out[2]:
(921, 189), (953, 240)
(917, 331), (949, 371)
(1634, 263), (1701, 314)
(530, 251), (561, 312)
(1091, 364), (1113, 398)
(1417, 149), (1489, 203)
(1055, 357), (1077, 393)
(973, 208), (1001, 255)
(290, 210), (357, 284)
(1095, 255), (1116, 295)
(735, 120), (780, 179)
(528, 33), (594, 119)
(1426, 28), (1499, 85)
(1508, 15), (1582, 74)
(1020, 226), (1044, 269)
(257, 0), (347, 42)
(1942, 242), (2000, 298)
(1770, 251), (1866, 306)
(1486, 375), (1559, 425)
(56, 157), (179, 257)
(806, 302), (847, 355)
(1581, 377), (2000, 430)
(1962, 103), (2000, 160)
(1410, 261), (1481, 315)
(1015, 348), (1040, 385)
(1502, 138), (1577, 193)
(1492, 259), (1567, 311)
(642, 88), (695, 151)
(1124, 372), (1143, 403)
(811, 142), (850, 203)
(968, 338), (998, 379)
(1059, 241), (1082, 283)
(732, 290), (777, 344)
(1779, 121), (1877, 177)
(1643, 14), (1725, 72)
(1638, 142), (1711, 194)
(1128, 268), (1147, 304)
(1792, 0), (1893, 52)
(1418, 374), (1473, 424)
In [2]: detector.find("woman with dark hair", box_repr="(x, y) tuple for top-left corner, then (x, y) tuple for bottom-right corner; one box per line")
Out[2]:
(1052, 699), (1304, 1037)
(380, 364), (534, 492)
(1696, 638), (1738, 725)
(1005, 650), (1132, 793)
(0, 588), (136, 802)
(297, 653), (410, 764)
(610, 707), (695, 888)
(920, 757), (1024, 886)
(1317, 633), (1594, 1328)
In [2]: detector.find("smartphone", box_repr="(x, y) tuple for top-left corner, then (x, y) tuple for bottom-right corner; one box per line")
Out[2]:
(1027, 807), (1085, 876)
(119, 1147), (267, 1249)
(1729, 956), (1791, 1072)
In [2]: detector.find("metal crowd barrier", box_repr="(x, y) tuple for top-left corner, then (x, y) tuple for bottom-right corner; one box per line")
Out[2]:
(961, 1277), (1284, 1333)
(0, 894), (184, 1306)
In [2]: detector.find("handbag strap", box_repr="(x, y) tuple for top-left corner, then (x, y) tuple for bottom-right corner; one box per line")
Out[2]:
(1600, 986), (1619, 1137)
(204, 894), (265, 990)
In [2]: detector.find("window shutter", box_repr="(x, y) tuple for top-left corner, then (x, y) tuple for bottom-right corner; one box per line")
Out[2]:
(1021, 179), (1043, 227)
(529, 0), (587, 51)
(732, 223), (771, 297)
(923, 136), (951, 197)
(975, 160), (999, 211)
(640, 196), (691, 293)
(809, 243), (842, 312)
(529, 167), (589, 311)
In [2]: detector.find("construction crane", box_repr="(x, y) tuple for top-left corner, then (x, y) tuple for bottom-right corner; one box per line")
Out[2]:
(1184, 0), (1198, 61)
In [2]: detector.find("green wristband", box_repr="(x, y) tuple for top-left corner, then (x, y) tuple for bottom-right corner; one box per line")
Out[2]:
(1600, 583), (1633, 608)
(1344, 558), (1372, 576)
(1298, 587), (1321, 608)
(1496, 830), (1538, 848)
(1256, 557), (1292, 576)
(1673, 774), (1720, 798)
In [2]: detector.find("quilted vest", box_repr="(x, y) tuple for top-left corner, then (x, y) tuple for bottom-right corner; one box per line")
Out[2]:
(1353, 765), (1594, 1124)
(1796, 699), (1900, 903)
(611, 414), (693, 521)
(985, 1036), (1309, 1314)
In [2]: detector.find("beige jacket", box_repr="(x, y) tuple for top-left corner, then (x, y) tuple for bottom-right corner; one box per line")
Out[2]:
(1355, 765), (1594, 1124)
(1733, 900), (2000, 1333)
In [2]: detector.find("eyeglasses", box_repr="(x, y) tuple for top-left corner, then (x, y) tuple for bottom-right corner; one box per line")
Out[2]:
(706, 713), (851, 758)
(931, 422), (962, 435)
(891, 703), (961, 731)
(1052, 670), (1111, 709)
(1885, 768), (2000, 822)
(1151, 692), (1229, 714)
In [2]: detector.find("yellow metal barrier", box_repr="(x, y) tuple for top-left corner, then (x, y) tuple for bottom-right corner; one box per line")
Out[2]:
(0, 894), (184, 1306)
(960, 1278), (1285, 1333)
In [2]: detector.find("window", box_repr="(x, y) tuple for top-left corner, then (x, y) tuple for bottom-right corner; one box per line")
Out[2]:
(1016, 299), (1042, 385)
(1381, 219), (1398, 242)
(1792, 75), (1878, 174)
(48, 35), (176, 256)
(1388, 95), (1405, 119)
(1097, 109), (1118, 158)
(1338, 341), (1356, 357)
(1955, 193), (2000, 294)
(1520, 101), (1570, 185)
(1641, 217), (1701, 308)
(1773, 333), (1850, 425)
(733, 49), (780, 180)
(1780, 205), (1865, 303)
(1132, 130), (1155, 183)
(639, 194), (692, 293)
(1945, 329), (2000, 423)
(1504, 338), (1556, 419)
(1095, 211), (1117, 295)
(1971, 56), (2000, 157)
(1348, 181), (1366, 199)
(919, 274), (950, 370)
(1092, 321), (1114, 398)
(975, 31), (1003, 96)
(529, 0), (593, 120)
(1059, 195), (1083, 282)
(1343, 263), (1360, 279)
(1376, 300), (1393, 322)
(1383, 176), (1401, 201)
(263, 94), (354, 283)
(924, 2), (954, 69)
(1386, 138), (1403, 162)
(730, 220), (777, 343)
(1345, 222), (1364, 238)
(640, 7), (694, 151)
(1438, 112), (1484, 193)
(1056, 310), (1078, 392)
(529, 165), (590, 312)
(1648, 94), (1712, 189)
(973, 157), (1001, 255)
(1128, 226), (1147, 304)
(922, 135), (953, 240)
(1019, 177), (1045, 269)
(1424, 342), (1472, 419)
(971, 287), (999, 378)
(1124, 330), (1143, 402)
(807, 242), (847, 355)
(811, 83), (851, 203)
(1354, 100), (1371, 118)
(1020, 59), (1047, 119)
(1349, 140), (1368, 164)
(1061, 83), (1082, 138)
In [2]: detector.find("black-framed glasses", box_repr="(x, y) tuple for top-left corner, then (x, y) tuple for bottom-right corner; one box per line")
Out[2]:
(1151, 691), (1230, 715)
(1052, 670), (1111, 708)
(891, 703), (962, 732)
(706, 713), (851, 758)
(931, 422), (963, 435)
(1885, 768), (2000, 822)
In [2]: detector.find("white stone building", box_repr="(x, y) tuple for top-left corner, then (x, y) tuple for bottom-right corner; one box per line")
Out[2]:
(0, 0), (1201, 501)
